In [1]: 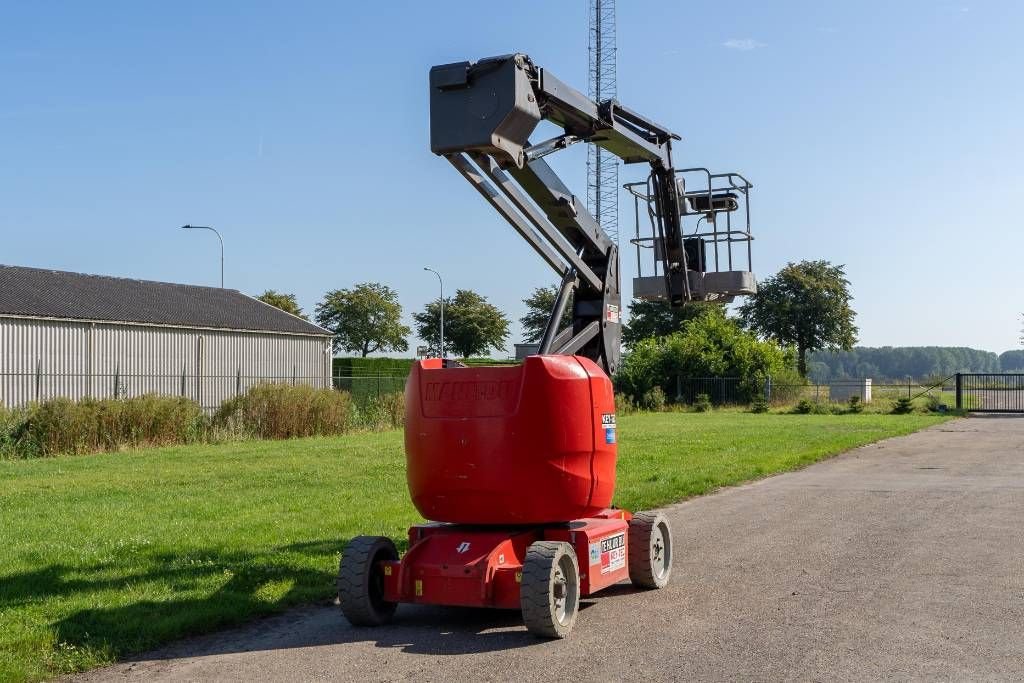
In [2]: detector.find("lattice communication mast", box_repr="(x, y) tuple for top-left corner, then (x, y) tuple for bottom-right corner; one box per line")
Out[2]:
(587, 0), (619, 244)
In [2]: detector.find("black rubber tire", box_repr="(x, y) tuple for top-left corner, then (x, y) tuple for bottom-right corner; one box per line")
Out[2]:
(520, 541), (580, 639)
(628, 511), (673, 589)
(338, 536), (399, 626)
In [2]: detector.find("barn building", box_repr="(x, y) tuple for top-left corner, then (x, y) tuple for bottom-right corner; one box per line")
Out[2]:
(0, 265), (333, 412)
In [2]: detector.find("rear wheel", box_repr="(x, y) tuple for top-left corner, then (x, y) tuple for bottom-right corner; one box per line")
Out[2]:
(628, 511), (673, 589)
(338, 536), (398, 626)
(520, 541), (579, 638)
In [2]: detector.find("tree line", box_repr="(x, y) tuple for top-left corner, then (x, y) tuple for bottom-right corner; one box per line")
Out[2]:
(255, 285), (510, 359)
(256, 261), (1022, 391)
(809, 347), (1024, 382)
(253, 259), (861, 371)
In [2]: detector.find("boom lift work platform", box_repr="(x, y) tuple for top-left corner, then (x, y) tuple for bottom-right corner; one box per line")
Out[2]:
(339, 53), (757, 638)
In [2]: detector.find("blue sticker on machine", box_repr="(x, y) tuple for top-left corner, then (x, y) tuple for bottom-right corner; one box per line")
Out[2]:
(605, 426), (616, 444)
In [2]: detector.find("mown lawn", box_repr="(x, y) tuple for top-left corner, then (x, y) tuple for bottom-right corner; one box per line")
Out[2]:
(0, 412), (950, 681)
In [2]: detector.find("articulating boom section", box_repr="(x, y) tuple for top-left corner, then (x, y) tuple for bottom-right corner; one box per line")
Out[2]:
(429, 53), (755, 375)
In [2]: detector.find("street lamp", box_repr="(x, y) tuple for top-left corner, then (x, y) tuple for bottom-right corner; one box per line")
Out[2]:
(180, 225), (224, 288)
(423, 267), (444, 359)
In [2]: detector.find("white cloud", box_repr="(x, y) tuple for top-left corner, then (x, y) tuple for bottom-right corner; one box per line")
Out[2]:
(722, 39), (767, 51)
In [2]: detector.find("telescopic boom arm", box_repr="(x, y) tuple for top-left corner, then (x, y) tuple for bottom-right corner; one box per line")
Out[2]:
(429, 53), (755, 375)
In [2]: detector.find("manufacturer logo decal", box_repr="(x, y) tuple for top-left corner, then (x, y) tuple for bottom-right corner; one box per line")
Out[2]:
(602, 413), (617, 444)
(456, 541), (471, 554)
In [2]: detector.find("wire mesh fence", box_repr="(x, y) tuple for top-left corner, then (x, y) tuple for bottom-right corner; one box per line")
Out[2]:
(10, 368), (1016, 414)
(674, 376), (958, 407)
(0, 370), (408, 414)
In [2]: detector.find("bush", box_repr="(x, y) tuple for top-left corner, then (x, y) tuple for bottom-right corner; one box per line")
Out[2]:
(793, 399), (832, 415)
(925, 395), (944, 412)
(847, 395), (864, 414)
(213, 383), (355, 439)
(639, 386), (667, 412)
(892, 397), (915, 414)
(18, 395), (206, 457)
(750, 396), (769, 413)
(614, 393), (637, 416)
(615, 309), (794, 406)
(693, 393), (713, 413)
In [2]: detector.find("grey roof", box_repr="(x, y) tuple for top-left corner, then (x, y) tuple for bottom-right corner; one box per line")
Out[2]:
(0, 265), (331, 336)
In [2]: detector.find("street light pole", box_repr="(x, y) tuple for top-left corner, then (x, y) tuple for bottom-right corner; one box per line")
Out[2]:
(423, 267), (444, 359)
(180, 225), (224, 288)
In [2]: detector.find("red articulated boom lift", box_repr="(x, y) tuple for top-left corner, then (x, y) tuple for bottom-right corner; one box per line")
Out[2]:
(339, 53), (757, 638)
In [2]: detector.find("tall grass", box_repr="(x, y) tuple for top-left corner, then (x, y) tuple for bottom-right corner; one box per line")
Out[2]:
(2, 385), (406, 459)
(214, 384), (356, 439)
(9, 396), (206, 458)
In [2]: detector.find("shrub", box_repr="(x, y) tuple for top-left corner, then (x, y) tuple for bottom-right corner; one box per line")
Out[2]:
(615, 310), (794, 406)
(793, 399), (832, 415)
(693, 393), (713, 413)
(19, 395), (206, 457)
(640, 386), (667, 412)
(847, 395), (864, 414)
(214, 383), (355, 439)
(750, 396), (769, 413)
(925, 395), (944, 412)
(614, 393), (636, 416)
(892, 397), (914, 415)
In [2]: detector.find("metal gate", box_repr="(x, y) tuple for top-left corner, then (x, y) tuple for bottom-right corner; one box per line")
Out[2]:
(956, 373), (1024, 412)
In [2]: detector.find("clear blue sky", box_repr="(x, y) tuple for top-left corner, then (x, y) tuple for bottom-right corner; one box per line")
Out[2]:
(2, 1), (1021, 354)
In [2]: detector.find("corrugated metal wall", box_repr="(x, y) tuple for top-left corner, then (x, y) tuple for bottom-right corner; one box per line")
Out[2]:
(0, 316), (332, 411)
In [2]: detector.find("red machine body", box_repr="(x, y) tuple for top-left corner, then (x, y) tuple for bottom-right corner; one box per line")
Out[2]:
(380, 512), (632, 608)
(404, 355), (618, 525)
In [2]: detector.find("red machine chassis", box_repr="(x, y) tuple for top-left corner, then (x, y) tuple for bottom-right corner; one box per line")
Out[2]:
(381, 510), (632, 608)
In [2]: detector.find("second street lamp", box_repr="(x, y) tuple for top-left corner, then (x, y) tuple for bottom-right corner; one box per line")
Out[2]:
(181, 225), (224, 288)
(423, 267), (444, 359)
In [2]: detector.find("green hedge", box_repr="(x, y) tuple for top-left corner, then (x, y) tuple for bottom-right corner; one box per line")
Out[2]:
(332, 357), (415, 377)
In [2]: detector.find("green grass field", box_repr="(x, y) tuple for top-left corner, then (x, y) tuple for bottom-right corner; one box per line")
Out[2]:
(0, 412), (950, 681)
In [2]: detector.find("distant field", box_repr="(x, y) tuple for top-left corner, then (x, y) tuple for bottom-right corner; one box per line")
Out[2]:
(0, 412), (950, 681)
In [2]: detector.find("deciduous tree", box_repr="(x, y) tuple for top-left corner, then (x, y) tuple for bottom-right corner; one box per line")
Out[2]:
(738, 260), (858, 377)
(622, 299), (723, 347)
(315, 282), (410, 357)
(256, 290), (306, 319)
(414, 289), (509, 358)
(520, 285), (573, 344)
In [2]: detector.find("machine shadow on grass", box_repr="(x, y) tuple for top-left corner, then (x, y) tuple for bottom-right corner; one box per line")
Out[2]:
(7, 536), (604, 671)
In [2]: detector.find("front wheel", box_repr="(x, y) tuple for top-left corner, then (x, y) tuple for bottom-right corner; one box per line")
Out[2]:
(338, 535), (398, 626)
(628, 511), (673, 589)
(520, 541), (580, 638)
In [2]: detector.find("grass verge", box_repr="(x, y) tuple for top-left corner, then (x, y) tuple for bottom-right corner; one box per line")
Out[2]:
(0, 412), (950, 681)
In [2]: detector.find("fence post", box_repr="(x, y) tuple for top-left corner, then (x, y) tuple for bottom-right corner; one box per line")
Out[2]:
(236, 366), (242, 397)
(181, 363), (187, 398)
(675, 375), (682, 402)
(955, 373), (962, 410)
(35, 358), (42, 402)
(377, 369), (381, 398)
(764, 375), (772, 402)
(113, 363), (120, 399)
(292, 364), (297, 386)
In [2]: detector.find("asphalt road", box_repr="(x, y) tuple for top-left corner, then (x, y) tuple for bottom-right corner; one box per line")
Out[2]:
(78, 416), (1024, 681)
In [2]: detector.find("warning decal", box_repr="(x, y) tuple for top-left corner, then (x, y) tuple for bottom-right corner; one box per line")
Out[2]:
(599, 532), (626, 574)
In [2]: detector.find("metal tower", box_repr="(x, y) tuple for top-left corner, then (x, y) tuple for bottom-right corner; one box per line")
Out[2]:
(587, 0), (619, 244)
